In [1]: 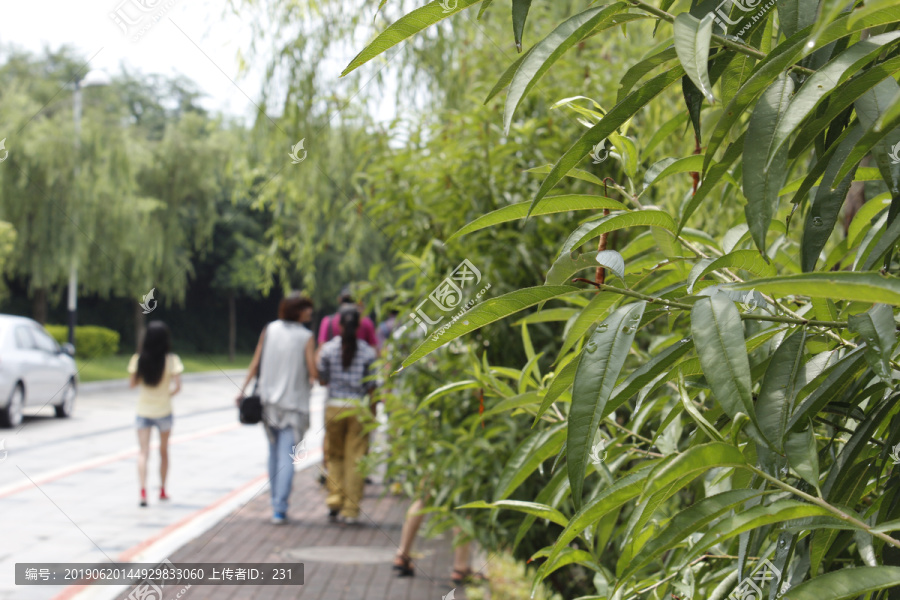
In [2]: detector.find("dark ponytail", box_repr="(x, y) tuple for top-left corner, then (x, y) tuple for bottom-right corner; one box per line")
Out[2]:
(339, 305), (360, 370)
(137, 321), (171, 386)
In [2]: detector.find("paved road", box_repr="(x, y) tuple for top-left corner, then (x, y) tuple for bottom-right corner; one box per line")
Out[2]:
(0, 371), (327, 600)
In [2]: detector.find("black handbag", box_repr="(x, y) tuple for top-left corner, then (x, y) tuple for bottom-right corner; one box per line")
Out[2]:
(239, 326), (266, 425)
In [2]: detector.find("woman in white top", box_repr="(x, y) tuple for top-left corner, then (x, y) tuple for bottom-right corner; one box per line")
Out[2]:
(237, 292), (317, 524)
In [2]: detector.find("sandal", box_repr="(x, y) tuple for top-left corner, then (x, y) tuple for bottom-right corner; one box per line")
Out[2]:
(393, 554), (414, 577)
(451, 568), (487, 585)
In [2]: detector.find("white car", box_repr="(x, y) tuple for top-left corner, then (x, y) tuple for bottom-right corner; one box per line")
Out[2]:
(0, 315), (77, 427)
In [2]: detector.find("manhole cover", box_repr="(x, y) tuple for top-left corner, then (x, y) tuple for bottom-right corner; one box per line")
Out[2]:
(283, 546), (398, 564)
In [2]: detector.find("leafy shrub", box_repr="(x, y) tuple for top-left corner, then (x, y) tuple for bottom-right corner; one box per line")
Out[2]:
(45, 325), (120, 358)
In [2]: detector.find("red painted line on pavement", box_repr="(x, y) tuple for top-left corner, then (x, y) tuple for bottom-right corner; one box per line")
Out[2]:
(51, 450), (323, 600)
(0, 422), (242, 499)
(50, 473), (269, 600)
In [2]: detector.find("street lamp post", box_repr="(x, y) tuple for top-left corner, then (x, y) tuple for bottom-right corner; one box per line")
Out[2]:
(68, 70), (109, 347)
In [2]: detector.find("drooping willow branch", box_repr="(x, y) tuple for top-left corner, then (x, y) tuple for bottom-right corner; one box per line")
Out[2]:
(571, 279), (849, 328)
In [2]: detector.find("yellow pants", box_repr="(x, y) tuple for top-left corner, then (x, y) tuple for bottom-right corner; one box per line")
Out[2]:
(325, 405), (368, 518)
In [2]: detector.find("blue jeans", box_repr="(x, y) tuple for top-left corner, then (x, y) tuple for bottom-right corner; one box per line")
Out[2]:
(267, 426), (296, 514)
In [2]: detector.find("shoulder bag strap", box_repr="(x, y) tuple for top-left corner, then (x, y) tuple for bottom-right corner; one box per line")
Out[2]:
(253, 324), (268, 395)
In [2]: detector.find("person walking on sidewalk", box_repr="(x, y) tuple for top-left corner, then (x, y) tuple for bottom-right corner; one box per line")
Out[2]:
(317, 305), (377, 525)
(237, 292), (317, 525)
(128, 321), (183, 508)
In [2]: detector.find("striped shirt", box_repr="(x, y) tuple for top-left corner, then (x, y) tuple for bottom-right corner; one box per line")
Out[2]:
(317, 337), (377, 405)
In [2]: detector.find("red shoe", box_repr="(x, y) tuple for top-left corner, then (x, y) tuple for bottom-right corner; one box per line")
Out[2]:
(159, 489), (169, 501)
(140, 488), (148, 507)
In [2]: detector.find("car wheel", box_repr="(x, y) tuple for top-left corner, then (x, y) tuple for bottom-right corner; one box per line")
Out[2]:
(54, 379), (76, 418)
(0, 384), (24, 428)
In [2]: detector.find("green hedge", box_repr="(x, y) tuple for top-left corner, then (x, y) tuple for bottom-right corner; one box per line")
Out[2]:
(45, 325), (120, 358)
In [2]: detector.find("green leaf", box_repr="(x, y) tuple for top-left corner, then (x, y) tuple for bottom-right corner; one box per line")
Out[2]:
(684, 500), (837, 563)
(782, 567), (900, 600)
(617, 46), (678, 103)
(617, 489), (764, 583)
(785, 425), (820, 487)
(418, 380), (480, 411)
(609, 337), (694, 409)
(643, 442), (747, 497)
(595, 250), (626, 281)
(788, 347), (866, 432)
(446, 195), (625, 243)
(494, 424), (566, 501)
(514, 307), (580, 325)
(679, 132), (746, 232)
(556, 291), (620, 363)
(848, 303), (897, 384)
(477, 0), (494, 18)
(862, 209), (900, 271)
(568, 302), (646, 507)
(485, 47), (533, 103)
(744, 73), (794, 255)
(534, 350), (581, 423)
(529, 66), (685, 215)
(400, 286), (581, 370)
(673, 12), (716, 103)
(800, 124), (864, 271)
(457, 499), (568, 527)
(544, 465), (653, 569)
(559, 210), (678, 257)
(641, 155), (705, 195)
(777, 0), (818, 39)
(833, 92), (900, 184)
(727, 272), (900, 305)
(756, 329), (807, 453)
(691, 294), (756, 424)
(546, 251), (603, 286)
(765, 32), (900, 170)
(511, 0), (533, 52)
(342, 0), (486, 75)
(503, 4), (625, 133)
(686, 250), (777, 293)
(854, 79), (900, 210)
(789, 55), (900, 159)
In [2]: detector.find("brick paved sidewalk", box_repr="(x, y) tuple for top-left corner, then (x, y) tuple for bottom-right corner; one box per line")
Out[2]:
(115, 467), (474, 600)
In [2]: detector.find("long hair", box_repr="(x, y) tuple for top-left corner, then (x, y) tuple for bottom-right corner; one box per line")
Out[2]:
(339, 305), (360, 370)
(137, 321), (171, 386)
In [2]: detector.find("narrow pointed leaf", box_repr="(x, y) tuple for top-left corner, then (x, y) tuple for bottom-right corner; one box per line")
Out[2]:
(400, 286), (581, 370)
(848, 303), (896, 384)
(533, 350), (581, 424)
(529, 66), (684, 215)
(504, 4), (625, 133)
(643, 442), (747, 497)
(691, 294), (756, 423)
(458, 500), (568, 527)
(568, 302), (646, 507)
(447, 195), (625, 243)
(783, 567), (900, 600)
(494, 424), (566, 501)
(744, 73), (794, 254)
(687, 250), (777, 293)
(756, 329), (807, 453)
(559, 210), (677, 257)
(343, 0), (485, 75)
(511, 0), (534, 52)
(727, 272), (900, 305)
(673, 12), (716, 103)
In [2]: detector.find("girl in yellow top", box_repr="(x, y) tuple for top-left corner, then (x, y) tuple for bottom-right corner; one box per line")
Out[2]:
(128, 321), (183, 507)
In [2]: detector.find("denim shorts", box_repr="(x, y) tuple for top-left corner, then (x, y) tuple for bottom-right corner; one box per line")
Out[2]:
(136, 414), (173, 432)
